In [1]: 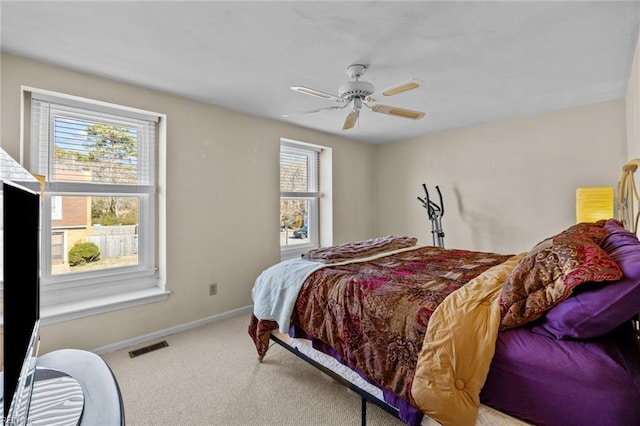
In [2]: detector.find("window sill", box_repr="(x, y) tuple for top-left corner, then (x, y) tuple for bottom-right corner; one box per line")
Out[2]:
(41, 286), (171, 326)
(281, 242), (319, 261)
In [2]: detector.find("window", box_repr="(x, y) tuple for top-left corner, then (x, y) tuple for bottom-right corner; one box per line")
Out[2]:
(51, 231), (64, 262)
(25, 88), (167, 324)
(280, 139), (321, 257)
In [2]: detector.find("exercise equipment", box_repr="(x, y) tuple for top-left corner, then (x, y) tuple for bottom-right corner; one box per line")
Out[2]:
(417, 184), (445, 248)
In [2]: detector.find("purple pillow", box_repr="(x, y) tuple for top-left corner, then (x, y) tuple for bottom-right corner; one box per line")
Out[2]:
(540, 219), (640, 339)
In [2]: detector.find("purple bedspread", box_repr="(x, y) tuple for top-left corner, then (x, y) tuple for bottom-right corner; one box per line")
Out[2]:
(480, 324), (640, 426)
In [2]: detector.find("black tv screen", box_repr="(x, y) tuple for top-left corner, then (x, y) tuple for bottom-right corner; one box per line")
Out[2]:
(1, 179), (40, 420)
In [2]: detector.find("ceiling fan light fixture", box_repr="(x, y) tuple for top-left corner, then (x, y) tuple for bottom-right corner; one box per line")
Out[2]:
(338, 81), (375, 100)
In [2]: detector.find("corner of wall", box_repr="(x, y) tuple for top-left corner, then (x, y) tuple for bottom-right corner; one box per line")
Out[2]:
(627, 27), (640, 160)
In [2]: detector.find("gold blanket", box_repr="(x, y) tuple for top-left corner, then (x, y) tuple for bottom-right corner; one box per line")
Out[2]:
(410, 253), (525, 426)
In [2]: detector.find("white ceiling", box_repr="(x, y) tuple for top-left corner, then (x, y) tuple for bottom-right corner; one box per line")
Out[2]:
(2, 1), (640, 144)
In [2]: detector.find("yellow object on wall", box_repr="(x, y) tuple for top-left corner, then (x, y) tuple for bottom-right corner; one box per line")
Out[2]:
(576, 187), (614, 223)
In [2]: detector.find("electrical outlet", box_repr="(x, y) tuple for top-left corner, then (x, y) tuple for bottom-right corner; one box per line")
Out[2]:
(209, 283), (217, 296)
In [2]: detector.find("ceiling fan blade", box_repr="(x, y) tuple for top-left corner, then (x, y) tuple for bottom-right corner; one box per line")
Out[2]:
(369, 104), (425, 120)
(342, 110), (359, 130)
(366, 79), (423, 102)
(283, 104), (348, 118)
(291, 86), (344, 102)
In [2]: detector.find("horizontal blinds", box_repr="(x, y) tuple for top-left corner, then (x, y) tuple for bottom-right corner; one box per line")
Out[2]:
(280, 146), (319, 197)
(31, 98), (156, 186)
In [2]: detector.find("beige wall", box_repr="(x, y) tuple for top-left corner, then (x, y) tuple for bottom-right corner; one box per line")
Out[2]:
(375, 100), (627, 254)
(627, 29), (640, 160)
(625, 29), (640, 237)
(0, 53), (376, 353)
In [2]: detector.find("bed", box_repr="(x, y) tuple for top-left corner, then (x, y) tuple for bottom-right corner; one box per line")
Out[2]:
(249, 168), (640, 426)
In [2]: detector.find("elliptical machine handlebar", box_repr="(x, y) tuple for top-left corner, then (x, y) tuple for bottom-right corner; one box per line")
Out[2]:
(417, 183), (445, 248)
(436, 185), (444, 218)
(417, 184), (444, 220)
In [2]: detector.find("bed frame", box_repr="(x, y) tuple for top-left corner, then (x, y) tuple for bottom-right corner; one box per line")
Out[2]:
(268, 333), (402, 426)
(267, 330), (529, 426)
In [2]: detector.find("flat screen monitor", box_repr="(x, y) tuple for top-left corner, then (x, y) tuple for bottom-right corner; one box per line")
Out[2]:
(1, 178), (41, 421)
(5, 320), (39, 424)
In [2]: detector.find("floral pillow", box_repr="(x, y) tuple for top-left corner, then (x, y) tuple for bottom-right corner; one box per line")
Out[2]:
(499, 222), (623, 329)
(538, 219), (640, 339)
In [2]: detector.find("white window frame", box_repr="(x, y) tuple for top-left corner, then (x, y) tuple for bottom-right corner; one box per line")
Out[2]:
(280, 139), (321, 260)
(22, 87), (168, 325)
(51, 195), (62, 220)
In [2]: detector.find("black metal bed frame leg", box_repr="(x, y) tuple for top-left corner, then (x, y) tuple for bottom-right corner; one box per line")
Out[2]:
(268, 333), (401, 425)
(361, 397), (366, 426)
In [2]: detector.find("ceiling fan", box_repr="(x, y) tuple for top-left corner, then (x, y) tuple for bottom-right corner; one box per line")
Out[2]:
(284, 64), (426, 130)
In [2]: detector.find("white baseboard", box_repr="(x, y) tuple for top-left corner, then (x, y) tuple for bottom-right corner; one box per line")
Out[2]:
(91, 305), (253, 355)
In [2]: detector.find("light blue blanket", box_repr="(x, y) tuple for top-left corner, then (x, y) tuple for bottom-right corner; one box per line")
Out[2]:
(251, 257), (325, 333)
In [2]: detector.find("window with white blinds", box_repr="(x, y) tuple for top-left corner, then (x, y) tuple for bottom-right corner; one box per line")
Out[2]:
(26, 88), (166, 323)
(31, 97), (156, 188)
(280, 144), (319, 197)
(280, 140), (320, 253)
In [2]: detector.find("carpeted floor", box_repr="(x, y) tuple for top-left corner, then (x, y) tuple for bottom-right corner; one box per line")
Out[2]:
(100, 313), (405, 426)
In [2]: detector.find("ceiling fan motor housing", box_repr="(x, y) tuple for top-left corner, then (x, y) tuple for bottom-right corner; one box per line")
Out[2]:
(338, 80), (375, 101)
